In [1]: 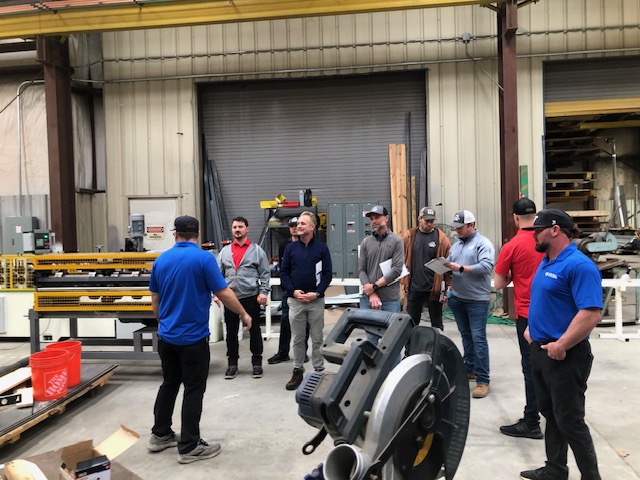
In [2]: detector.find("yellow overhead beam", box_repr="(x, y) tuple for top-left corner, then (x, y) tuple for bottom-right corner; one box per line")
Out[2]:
(545, 98), (640, 118)
(0, 0), (502, 40)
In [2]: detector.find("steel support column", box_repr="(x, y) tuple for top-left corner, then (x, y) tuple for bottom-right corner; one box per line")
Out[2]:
(36, 36), (77, 252)
(497, 0), (519, 244)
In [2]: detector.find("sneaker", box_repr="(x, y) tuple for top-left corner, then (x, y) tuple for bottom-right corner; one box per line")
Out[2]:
(178, 439), (221, 464)
(252, 366), (264, 378)
(267, 353), (290, 365)
(472, 383), (490, 398)
(501, 419), (543, 439)
(467, 373), (477, 381)
(314, 367), (325, 373)
(224, 366), (238, 379)
(286, 367), (304, 390)
(520, 466), (561, 480)
(147, 432), (178, 452)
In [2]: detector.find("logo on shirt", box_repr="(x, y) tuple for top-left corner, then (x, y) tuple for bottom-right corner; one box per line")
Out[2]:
(428, 241), (436, 248)
(544, 272), (558, 279)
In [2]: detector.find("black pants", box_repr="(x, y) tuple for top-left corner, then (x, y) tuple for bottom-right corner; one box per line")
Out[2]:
(153, 337), (210, 454)
(406, 289), (443, 330)
(531, 339), (600, 479)
(276, 292), (310, 356)
(225, 295), (263, 367)
(517, 316), (540, 426)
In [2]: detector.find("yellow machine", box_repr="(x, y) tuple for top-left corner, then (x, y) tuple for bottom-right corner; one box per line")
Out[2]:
(31, 252), (159, 312)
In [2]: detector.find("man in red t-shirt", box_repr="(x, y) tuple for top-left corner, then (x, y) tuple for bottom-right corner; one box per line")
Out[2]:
(494, 198), (545, 440)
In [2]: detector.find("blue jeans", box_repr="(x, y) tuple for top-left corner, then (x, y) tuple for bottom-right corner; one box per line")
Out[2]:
(447, 296), (490, 385)
(359, 296), (401, 312)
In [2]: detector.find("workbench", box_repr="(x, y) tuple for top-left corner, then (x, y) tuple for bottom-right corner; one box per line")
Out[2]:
(28, 310), (159, 360)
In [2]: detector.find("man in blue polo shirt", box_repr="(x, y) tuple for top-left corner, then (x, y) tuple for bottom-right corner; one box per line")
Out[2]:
(149, 215), (252, 464)
(520, 209), (602, 480)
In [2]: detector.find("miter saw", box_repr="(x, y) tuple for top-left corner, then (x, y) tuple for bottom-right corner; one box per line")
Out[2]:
(296, 309), (470, 480)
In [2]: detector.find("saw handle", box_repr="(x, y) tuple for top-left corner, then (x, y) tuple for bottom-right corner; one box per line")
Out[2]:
(303, 426), (328, 455)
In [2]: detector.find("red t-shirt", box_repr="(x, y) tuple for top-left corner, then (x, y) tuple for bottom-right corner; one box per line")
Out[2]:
(231, 239), (251, 269)
(495, 229), (544, 318)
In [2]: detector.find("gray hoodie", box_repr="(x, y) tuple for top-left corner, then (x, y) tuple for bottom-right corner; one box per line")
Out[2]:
(217, 242), (271, 299)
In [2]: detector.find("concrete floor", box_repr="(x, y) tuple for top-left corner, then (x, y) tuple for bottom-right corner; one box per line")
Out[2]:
(0, 314), (639, 480)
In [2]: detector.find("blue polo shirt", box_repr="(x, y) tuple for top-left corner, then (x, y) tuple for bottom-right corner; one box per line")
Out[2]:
(528, 243), (602, 342)
(150, 242), (227, 345)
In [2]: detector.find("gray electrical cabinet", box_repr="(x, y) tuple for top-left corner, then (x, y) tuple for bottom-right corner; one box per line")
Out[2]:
(327, 201), (378, 280)
(2, 216), (39, 254)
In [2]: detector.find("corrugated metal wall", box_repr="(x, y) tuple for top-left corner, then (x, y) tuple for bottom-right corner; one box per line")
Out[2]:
(100, 0), (640, 249)
(544, 57), (640, 102)
(199, 72), (427, 242)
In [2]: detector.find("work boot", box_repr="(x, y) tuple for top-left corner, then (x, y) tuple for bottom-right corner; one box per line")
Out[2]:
(472, 383), (490, 398)
(286, 368), (304, 391)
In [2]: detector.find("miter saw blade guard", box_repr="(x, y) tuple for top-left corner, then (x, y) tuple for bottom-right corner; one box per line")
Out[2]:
(297, 309), (470, 480)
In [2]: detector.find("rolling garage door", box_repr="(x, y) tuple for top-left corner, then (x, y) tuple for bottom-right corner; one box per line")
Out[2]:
(198, 71), (427, 243)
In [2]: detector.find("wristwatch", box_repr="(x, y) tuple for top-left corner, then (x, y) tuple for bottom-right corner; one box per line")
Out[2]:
(458, 266), (465, 273)
(372, 283), (379, 292)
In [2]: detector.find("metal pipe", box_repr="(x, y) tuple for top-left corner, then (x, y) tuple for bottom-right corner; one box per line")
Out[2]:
(91, 23), (640, 66)
(16, 79), (44, 216)
(73, 45), (640, 85)
(635, 184), (638, 230)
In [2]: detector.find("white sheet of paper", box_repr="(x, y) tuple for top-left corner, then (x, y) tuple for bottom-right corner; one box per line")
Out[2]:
(424, 258), (452, 275)
(315, 260), (322, 286)
(379, 258), (410, 285)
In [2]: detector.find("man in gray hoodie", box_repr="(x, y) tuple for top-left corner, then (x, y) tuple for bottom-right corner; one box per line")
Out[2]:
(217, 217), (270, 380)
(444, 210), (495, 399)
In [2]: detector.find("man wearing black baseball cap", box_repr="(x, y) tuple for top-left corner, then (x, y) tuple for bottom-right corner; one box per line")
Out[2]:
(494, 198), (544, 439)
(359, 205), (404, 312)
(519, 209), (603, 480)
(149, 215), (252, 463)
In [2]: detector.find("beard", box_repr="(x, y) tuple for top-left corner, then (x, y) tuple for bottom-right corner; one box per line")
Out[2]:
(535, 241), (549, 253)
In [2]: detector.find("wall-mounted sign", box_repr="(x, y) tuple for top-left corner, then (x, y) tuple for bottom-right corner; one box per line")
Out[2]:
(147, 226), (165, 240)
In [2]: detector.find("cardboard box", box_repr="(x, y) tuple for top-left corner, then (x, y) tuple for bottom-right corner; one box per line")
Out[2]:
(59, 426), (139, 480)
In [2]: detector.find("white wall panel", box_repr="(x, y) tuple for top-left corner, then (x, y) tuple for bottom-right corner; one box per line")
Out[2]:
(99, 0), (640, 248)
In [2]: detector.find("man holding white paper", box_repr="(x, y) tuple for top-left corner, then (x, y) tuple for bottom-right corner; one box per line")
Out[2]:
(358, 205), (405, 312)
(280, 211), (332, 391)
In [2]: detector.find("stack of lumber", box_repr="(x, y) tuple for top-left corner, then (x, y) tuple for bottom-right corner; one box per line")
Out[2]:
(389, 144), (409, 234)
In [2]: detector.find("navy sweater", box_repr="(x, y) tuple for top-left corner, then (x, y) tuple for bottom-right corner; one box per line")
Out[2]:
(280, 237), (332, 297)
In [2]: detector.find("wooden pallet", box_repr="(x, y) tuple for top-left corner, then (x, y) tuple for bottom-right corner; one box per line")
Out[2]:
(0, 364), (117, 448)
(546, 171), (597, 180)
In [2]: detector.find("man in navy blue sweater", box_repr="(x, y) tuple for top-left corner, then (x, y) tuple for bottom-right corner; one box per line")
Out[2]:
(280, 211), (332, 390)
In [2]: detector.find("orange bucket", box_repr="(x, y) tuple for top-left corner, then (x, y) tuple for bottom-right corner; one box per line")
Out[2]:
(46, 340), (82, 386)
(30, 349), (70, 401)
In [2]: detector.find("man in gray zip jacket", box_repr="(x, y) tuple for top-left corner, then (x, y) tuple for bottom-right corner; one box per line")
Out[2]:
(217, 217), (270, 380)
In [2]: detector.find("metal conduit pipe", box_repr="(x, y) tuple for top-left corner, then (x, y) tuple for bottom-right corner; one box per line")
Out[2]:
(16, 79), (45, 216)
(90, 23), (640, 66)
(72, 45), (640, 85)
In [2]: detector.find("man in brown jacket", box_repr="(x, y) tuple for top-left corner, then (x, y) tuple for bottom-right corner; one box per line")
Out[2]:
(401, 207), (451, 330)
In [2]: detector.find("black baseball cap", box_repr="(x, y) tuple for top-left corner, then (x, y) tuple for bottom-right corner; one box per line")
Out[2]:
(513, 197), (536, 215)
(173, 215), (199, 234)
(522, 209), (573, 230)
(366, 205), (388, 217)
(288, 217), (298, 226)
